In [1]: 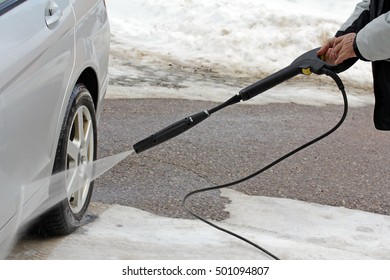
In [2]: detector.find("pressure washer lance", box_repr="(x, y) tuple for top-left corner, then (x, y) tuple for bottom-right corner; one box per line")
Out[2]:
(133, 48), (353, 153)
(132, 48), (354, 259)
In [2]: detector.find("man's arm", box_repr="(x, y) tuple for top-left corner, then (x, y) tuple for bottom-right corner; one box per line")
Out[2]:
(318, 1), (371, 64)
(337, 0), (371, 36)
(355, 12), (390, 61)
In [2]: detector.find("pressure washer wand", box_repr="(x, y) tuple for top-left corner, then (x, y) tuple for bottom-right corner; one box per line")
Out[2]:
(133, 48), (353, 154)
(133, 94), (241, 153)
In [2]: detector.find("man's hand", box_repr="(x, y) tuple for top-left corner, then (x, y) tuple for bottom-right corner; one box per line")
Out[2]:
(317, 37), (336, 57)
(317, 33), (357, 64)
(317, 37), (338, 64)
(332, 33), (357, 64)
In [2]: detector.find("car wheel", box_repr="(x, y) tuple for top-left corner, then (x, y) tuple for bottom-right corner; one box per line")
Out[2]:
(38, 83), (97, 235)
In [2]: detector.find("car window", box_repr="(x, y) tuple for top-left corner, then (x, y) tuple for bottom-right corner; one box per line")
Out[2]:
(0, 0), (26, 16)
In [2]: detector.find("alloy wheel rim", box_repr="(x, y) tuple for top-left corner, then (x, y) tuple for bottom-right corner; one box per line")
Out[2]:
(65, 105), (94, 214)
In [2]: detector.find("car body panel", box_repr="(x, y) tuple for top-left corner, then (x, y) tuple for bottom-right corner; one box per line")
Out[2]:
(0, 0), (110, 254)
(70, 0), (110, 122)
(0, 0), (75, 233)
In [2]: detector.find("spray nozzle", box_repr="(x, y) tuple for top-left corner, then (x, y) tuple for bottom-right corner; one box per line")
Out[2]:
(133, 110), (210, 154)
(133, 95), (242, 154)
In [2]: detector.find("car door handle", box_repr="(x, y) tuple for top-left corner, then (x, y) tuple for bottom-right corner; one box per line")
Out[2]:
(45, 0), (62, 28)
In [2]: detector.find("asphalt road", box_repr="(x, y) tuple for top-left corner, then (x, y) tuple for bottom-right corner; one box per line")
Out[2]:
(8, 96), (390, 260)
(93, 98), (390, 220)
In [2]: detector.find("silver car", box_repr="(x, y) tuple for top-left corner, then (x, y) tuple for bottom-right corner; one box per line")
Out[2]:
(0, 0), (110, 256)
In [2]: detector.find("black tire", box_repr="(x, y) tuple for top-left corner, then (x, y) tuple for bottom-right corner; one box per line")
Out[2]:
(38, 84), (97, 236)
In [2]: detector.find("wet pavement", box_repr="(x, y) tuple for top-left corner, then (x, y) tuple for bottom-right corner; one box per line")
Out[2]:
(94, 98), (390, 217)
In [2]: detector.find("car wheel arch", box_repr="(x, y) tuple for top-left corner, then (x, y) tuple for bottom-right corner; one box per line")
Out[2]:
(75, 67), (99, 110)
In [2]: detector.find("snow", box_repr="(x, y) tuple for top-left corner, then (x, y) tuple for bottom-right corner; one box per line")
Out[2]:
(107, 0), (374, 106)
(10, 0), (389, 262)
(47, 189), (390, 260)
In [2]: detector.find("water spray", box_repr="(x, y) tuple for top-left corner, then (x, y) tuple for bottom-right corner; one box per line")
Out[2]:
(1, 150), (133, 259)
(133, 48), (354, 259)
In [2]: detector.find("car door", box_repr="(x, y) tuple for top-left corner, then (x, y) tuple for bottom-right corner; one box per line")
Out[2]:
(0, 0), (75, 242)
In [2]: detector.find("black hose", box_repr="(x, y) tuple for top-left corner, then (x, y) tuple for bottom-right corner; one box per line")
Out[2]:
(183, 70), (348, 260)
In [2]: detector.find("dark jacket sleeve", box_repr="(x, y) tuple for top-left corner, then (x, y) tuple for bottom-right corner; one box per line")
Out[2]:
(335, 0), (371, 61)
(336, 0), (371, 37)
